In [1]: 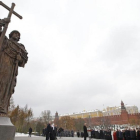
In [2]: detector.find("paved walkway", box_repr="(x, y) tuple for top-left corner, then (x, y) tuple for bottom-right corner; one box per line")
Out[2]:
(15, 136), (44, 140)
(15, 137), (97, 140)
(15, 137), (44, 140)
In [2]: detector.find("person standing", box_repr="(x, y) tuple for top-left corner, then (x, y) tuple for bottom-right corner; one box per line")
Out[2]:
(29, 127), (32, 137)
(137, 128), (140, 140)
(71, 130), (74, 137)
(45, 122), (52, 140)
(125, 128), (130, 140)
(50, 123), (54, 140)
(77, 130), (80, 137)
(113, 129), (117, 140)
(54, 125), (58, 140)
(119, 130), (123, 140)
(42, 127), (46, 136)
(83, 123), (88, 140)
(58, 127), (64, 138)
(116, 129), (119, 140)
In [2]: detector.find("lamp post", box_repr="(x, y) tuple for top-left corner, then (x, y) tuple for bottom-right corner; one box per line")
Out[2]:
(88, 115), (91, 127)
(34, 120), (37, 135)
(64, 121), (67, 130)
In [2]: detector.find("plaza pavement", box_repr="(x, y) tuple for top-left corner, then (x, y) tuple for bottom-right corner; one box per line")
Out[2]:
(15, 137), (103, 140)
(15, 137), (84, 140)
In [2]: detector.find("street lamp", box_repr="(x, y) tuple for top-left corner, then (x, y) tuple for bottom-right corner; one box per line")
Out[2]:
(88, 115), (91, 127)
(64, 121), (67, 130)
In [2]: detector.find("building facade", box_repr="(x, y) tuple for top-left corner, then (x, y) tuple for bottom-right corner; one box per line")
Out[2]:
(56, 101), (140, 126)
(89, 101), (140, 126)
(103, 105), (138, 116)
(59, 110), (103, 119)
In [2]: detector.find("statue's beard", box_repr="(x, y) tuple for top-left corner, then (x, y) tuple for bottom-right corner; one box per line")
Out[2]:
(13, 37), (19, 41)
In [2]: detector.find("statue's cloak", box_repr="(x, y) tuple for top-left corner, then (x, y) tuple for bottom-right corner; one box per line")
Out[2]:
(0, 36), (28, 114)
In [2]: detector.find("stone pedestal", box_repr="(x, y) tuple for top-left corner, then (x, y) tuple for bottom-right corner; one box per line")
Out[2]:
(0, 116), (16, 140)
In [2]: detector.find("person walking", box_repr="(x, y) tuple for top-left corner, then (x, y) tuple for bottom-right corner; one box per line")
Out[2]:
(29, 127), (32, 137)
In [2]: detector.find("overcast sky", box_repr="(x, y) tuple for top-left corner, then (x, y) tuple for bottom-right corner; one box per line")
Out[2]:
(1, 0), (140, 117)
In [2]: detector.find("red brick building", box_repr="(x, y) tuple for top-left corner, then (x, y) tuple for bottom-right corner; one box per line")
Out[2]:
(89, 101), (140, 126)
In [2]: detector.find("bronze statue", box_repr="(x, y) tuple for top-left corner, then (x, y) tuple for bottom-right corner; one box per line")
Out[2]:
(0, 2), (28, 115)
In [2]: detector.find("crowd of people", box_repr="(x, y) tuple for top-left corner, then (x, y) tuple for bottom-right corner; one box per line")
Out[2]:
(29, 122), (140, 140)
(41, 122), (76, 140)
(82, 123), (140, 140)
(42, 122), (58, 140)
(57, 129), (74, 137)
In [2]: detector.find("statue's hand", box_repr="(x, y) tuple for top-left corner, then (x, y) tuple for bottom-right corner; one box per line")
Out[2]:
(3, 18), (10, 23)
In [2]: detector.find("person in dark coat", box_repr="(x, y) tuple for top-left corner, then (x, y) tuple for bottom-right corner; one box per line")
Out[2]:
(83, 123), (88, 140)
(123, 130), (126, 140)
(45, 122), (52, 140)
(119, 130), (123, 140)
(137, 128), (140, 140)
(53, 125), (57, 140)
(116, 129), (119, 140)
(29, 127), (32, 137)
(130, 129), (136, 140)
(125, 128), (130, 140)
(100, 129), (104, 139)
(108, 129), (112, 140)
(50, 126), (54, 140)
(58, 127), (64, 138)
(77, 131), (80, 137)
(104, 130), (107, 140)
(71, 130), (74, 137)
(42, 127), (46, 136)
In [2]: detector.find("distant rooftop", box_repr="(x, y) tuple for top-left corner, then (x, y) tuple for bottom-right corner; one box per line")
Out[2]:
(59, 103), (138, 116)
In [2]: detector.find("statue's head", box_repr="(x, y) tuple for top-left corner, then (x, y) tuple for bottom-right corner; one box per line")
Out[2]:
(9, 30), (20, 41)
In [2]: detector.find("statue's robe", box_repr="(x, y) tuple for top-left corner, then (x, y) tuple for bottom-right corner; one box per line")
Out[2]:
(0, 36), (28, 114)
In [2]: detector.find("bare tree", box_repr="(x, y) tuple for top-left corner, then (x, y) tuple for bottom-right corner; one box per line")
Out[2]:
(41, 110), (52, 124)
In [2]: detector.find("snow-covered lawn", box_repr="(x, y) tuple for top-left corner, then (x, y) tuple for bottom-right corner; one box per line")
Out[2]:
(15, 132), (40, 137)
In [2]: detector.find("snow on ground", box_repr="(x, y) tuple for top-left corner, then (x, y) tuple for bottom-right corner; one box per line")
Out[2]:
(15, 132), (40, 137)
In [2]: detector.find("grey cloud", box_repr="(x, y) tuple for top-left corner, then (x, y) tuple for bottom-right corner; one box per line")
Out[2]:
(2, 0), (140, 117)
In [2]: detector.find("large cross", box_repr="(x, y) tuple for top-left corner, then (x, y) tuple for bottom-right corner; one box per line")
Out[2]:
(0, 1), (22, 49)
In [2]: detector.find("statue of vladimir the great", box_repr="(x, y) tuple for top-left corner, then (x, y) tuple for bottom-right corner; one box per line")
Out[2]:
(0, 18), (28, 115)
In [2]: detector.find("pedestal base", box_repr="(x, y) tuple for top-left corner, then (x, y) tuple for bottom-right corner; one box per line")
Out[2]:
(0, 117), (16, 140)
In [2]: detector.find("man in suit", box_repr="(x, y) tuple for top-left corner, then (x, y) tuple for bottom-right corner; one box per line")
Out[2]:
(83, 123), (88, 140)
